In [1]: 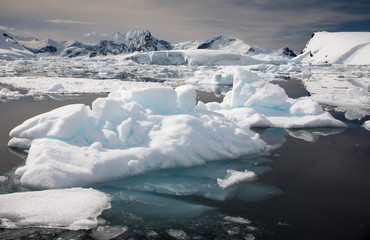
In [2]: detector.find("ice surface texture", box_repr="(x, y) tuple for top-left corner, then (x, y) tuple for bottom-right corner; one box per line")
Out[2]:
(0, 188), (111, 230)
(8, 68), (345, 189)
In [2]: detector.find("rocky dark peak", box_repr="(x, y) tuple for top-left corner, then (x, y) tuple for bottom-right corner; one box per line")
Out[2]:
(281, 47), (297, 57)
(197, 35), (236, 49)
(89, 30), (173, 57)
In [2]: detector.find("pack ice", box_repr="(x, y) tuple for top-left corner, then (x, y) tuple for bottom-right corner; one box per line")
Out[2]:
(8, 68), (345, 189)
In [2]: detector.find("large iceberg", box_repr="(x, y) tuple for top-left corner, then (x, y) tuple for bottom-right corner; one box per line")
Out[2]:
(8, 68), (345, 189)
(9, 84), (265, 189)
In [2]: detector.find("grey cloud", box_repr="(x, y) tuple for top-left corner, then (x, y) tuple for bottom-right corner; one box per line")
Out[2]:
(0, 0), (369, 52)
(45, 19), (99, 26)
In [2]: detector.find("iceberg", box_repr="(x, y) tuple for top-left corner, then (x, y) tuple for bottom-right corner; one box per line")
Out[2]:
(9, 84), (265, 189)
(0, 188), (111, 230)
(8, 68), (345, 189)
(199, 67), (346, 128)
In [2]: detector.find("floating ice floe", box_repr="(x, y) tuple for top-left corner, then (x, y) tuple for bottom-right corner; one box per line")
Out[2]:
(0, 88), (25, 101)
(363, 120), (370, 131)
(0, 188), (111, 230)
(217, 169), (257, 189)
(8, 68), (345, 189)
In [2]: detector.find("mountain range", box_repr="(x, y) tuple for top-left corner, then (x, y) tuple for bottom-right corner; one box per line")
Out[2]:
(0, 30), (296, 59)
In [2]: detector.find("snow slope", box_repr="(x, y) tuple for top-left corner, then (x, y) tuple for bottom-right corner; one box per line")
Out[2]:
(296, 31), (370, 65)
(0, 31), (35, 60)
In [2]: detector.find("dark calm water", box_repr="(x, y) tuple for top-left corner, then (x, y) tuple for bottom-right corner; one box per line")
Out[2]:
(0, 89), (370, 240)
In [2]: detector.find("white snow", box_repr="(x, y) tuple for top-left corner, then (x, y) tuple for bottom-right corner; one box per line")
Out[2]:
(363, 120), (370, 131)
(0, 188), (111, 230)
(217, 169), (257, 189)
(296, 31), (370, 65)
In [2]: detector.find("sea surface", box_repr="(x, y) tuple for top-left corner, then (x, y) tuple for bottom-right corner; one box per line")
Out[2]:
(0, 85), (369, 240)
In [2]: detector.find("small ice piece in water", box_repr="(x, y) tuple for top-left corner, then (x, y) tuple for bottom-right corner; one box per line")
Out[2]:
(91, 225), (128, 240)
(0, 188), (111, 230)
(0, 176), (8, 183)
(166, 229), (190, 240)
(0, 88), (24, 101)
(224, 216), (251, 225)
(47, 83), (65, 92)
(363, 120), (370, 131)
(217, 169), (257, 189)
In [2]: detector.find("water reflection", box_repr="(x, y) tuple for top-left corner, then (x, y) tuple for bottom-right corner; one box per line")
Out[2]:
(0, 125), (347, 239)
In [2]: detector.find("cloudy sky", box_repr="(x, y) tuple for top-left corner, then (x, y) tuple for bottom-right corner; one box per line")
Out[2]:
(1, 0), (369, 52)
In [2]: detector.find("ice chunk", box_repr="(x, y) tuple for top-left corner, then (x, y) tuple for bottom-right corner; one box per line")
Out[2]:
(9, 104), (90, 140)
(91, 226), (128, 240)
(130, 87), (178, 113)
(205, 67), (346, 128)
(0, 188), (111, 230)
(217, 169), (257, 189)
(0, 88), (24, 101)
(363, 120), (370, 131)
(175, 85), (196, 112)
(166, 229), (190, 240)
(289, 99), (324, 115)
(10, 86), (265, 189)
(224, 216), (251, 224)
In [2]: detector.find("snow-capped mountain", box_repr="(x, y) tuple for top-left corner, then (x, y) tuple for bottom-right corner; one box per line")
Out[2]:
(89, 30), (173, 57)
(60, 41), (93, 58)
(295, 31), (370, 65)
(0, 31), (35, 60)
(174, 35), (296, 57)
(0, 29), (297, 60)
(18, 38), (92, 57)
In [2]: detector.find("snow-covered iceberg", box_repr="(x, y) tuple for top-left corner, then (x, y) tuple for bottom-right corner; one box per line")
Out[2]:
(8, 68), (345, 189)
(296, 31), (370, 65)
(0, 188), (111, 230)
(8, 84), (265, 189)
